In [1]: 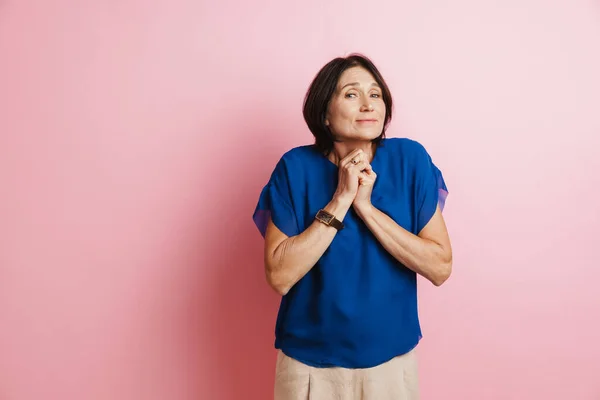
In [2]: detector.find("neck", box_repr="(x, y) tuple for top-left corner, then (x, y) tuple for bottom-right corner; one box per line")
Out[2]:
(329, 140), (376, 165)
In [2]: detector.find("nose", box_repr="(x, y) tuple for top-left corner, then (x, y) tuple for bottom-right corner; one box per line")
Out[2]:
(360, 102), (374, 112)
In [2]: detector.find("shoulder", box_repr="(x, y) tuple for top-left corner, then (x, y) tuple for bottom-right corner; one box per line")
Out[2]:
(269, 144), (317, 177)
(280, 144), (318, 161)
(275, 144), (319, 169)
(383, 137), (431, 161)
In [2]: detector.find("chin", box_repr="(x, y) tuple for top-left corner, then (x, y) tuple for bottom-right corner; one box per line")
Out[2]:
(336, 128), (383, 143)
(357, 129), (383, 141)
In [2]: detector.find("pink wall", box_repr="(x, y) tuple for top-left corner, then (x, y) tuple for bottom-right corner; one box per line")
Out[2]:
(1, 1), (599, 399)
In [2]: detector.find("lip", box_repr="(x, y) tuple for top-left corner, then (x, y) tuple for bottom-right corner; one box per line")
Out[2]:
(356, 119), (378, 123)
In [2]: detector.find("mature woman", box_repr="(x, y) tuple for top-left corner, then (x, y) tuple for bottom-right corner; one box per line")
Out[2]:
(252, 54), (452, 400)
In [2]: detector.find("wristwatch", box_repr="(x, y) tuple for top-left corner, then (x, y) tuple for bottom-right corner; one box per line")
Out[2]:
(315, 209), (344, 231)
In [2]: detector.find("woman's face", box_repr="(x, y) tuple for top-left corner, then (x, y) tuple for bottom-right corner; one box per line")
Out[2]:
(325, 66), (386, 142)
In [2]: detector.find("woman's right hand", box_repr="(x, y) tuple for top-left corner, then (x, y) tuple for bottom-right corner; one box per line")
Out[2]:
(333, 149), (370, 205)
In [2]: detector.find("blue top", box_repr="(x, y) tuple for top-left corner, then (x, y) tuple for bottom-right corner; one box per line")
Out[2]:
(252, 137), (448, 369)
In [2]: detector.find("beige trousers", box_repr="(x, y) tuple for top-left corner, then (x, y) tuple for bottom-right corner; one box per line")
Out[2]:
(274, 349), (420, 400)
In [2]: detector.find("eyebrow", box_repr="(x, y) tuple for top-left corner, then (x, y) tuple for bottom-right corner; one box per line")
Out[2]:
(339, 82), (381, 91)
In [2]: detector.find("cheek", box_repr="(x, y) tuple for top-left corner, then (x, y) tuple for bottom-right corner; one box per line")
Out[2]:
(330, 105), (354, 125)
(377, 107), (386, 123)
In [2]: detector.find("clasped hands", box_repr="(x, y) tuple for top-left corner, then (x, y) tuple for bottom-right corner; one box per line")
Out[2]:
(334, 149), (377, 214)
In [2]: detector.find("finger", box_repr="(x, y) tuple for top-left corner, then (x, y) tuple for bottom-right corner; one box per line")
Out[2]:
(346, 156), (362, 168)
(343, 158), (364, 170)
(341, 149), (364, 167)
(349, 160), (369, 172)
(364, 169), (376, 179)
(358, 171), (375, 182)
(358, 174), (373, 185)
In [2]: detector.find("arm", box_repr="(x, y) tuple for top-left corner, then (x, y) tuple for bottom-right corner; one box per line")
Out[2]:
(261, 148), (369, 296)
(264, 196), (352, 296)
(354, 204), (452, 286)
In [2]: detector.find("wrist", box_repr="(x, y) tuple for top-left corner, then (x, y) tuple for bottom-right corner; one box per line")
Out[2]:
(325, 195), (353, 219)
(353, 202), (374, 219)
(332, 193), (354, 209)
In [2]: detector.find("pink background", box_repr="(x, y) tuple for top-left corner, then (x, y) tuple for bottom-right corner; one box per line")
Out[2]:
(1, 1), (599, 399)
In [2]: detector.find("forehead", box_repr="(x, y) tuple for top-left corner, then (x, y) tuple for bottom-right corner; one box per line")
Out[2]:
(337, 66), (378, 87)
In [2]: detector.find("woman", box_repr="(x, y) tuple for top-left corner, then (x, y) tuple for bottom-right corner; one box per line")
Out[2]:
(252, 54), (452, 400)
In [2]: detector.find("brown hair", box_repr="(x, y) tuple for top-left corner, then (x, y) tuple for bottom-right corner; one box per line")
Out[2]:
(302, 53), (394, 155)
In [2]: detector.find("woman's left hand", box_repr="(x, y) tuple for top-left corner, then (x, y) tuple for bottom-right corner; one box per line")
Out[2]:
(353, 163), (377, 211)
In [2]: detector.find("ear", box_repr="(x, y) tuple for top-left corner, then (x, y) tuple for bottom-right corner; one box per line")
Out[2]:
(325, 118), (330, 126)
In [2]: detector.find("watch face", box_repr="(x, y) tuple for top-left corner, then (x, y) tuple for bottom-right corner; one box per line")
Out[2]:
(317, 210), (334, 223)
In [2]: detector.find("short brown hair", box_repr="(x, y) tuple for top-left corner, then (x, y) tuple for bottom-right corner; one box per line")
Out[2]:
(302, 54), (394, 155)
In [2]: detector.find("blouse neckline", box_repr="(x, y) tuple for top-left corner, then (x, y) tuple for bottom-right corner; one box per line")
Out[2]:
(318, 139), (387, 169)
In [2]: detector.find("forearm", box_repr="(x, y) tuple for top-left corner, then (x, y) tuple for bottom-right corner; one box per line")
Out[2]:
(355, 204), (452, 286)
(267, 196), (352, 295)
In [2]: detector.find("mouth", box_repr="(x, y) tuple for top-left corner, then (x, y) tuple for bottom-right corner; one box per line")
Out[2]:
(356, 119), (378, 123)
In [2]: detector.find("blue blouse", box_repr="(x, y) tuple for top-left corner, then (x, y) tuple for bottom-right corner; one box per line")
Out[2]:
(252, 137), (448, 369)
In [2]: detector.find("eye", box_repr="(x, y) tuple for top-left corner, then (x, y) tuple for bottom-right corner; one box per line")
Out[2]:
(345, 92), (357, 98)
(370, 93), (381, 98)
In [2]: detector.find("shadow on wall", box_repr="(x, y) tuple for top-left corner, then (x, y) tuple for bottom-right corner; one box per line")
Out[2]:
(184, 107), (301, 400)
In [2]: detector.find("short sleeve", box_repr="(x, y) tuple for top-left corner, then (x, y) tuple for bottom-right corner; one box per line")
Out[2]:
(252, 157), (300, 238)
(414, 143), (449, 234)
